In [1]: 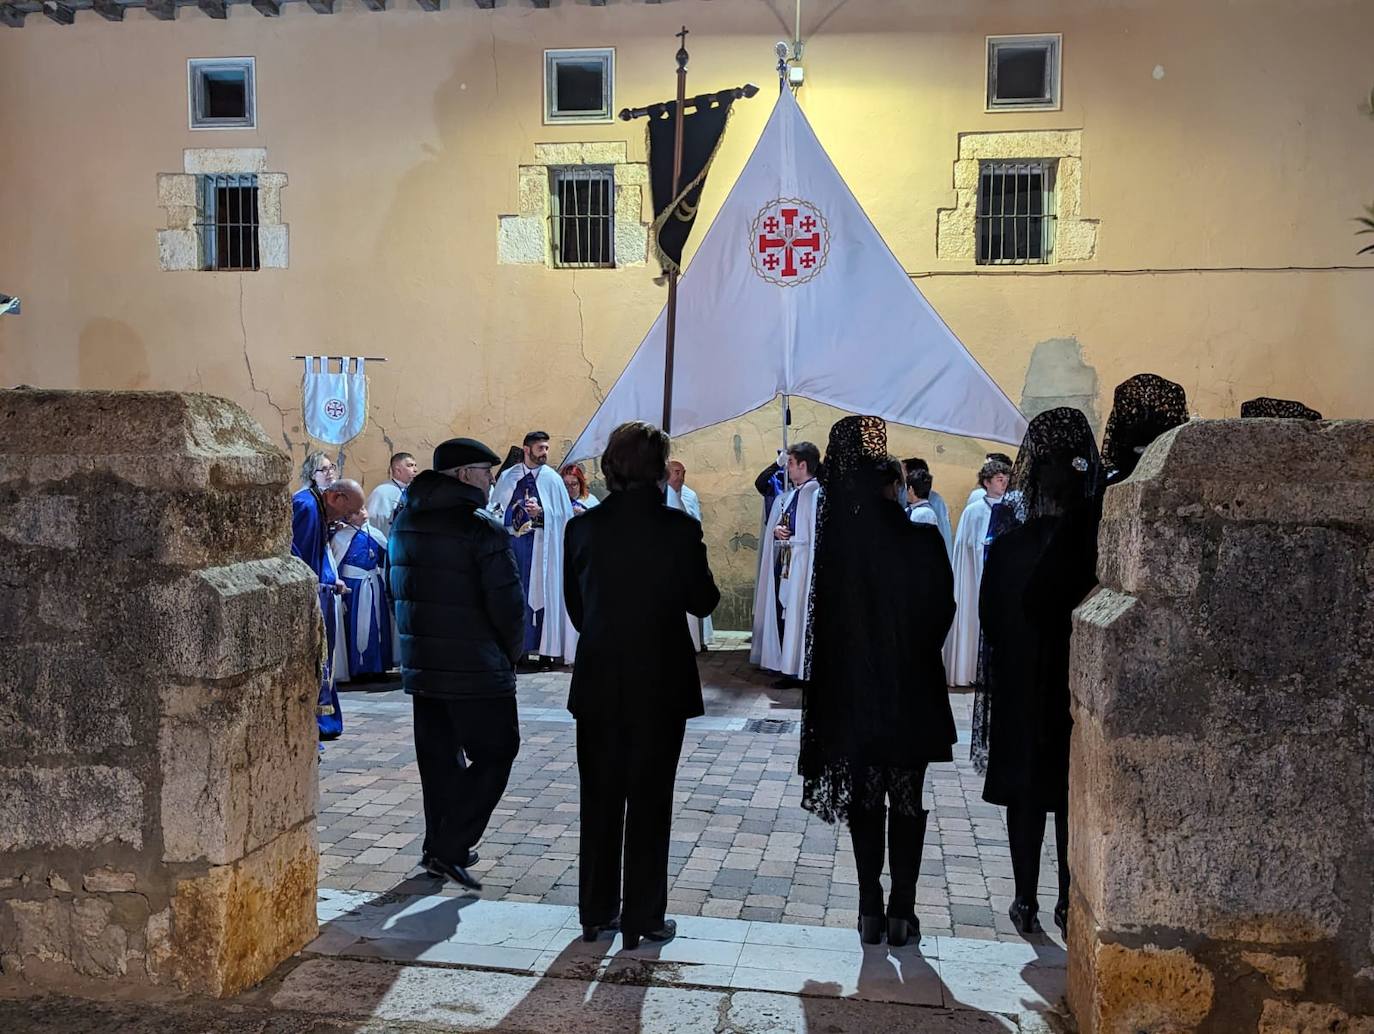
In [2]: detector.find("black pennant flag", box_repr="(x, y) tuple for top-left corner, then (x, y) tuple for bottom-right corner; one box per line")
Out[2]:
(647, 98), (734, 276)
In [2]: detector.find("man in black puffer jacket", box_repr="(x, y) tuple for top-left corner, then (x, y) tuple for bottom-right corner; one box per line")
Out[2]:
(389, 437), (524, 890)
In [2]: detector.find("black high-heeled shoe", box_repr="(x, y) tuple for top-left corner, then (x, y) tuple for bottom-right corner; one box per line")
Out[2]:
(1009, 898), (1043, 935)
(581, 916), (621, 942)
(857, 915), (885, 945)
(886, 914), (920, 948)
(622, 919), (676, 951)
(1053, 901), (1068, 937)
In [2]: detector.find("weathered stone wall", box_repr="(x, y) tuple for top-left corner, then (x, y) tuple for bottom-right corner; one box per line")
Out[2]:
(0, 390), (321, 997)
(1068, 419), (1374, 1033)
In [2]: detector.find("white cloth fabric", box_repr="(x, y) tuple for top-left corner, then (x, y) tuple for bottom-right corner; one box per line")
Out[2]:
(330, 524), (389, 680)
(560, 493), (600, 662)
(365, 480), (405, 540)
(491, 462), (573, 661)
(668, 483), (714, 650)
(943, 493), (1001, 686)
(564, 88), (1026, 467)
(750, 480), (821, 678)
(302, 356), (367, 446)
(927, 489), (953, 558)
(908, 501), (939, 527)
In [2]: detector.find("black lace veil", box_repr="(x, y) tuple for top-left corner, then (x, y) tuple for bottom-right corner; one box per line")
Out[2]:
(1240, 397), (1322, 420)
(1007, 407), (1105, 524)
(1100, 374), (1188, 482)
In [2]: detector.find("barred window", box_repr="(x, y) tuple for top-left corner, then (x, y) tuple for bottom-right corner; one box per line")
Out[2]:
(550, 168), (614, 269)
(976, 161), (1056, 265)
(197, 174), (260, 272)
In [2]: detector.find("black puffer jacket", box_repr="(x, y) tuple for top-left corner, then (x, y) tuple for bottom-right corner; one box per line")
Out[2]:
(388, 471), (524, 700)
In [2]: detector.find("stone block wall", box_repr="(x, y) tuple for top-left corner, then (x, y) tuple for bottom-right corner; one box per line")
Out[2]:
(1068, 419), (1374, 1033)
(0, 390), (320, 997)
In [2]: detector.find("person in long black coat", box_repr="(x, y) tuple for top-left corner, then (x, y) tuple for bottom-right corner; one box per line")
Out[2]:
(389, 437), (526, 891)
(563, 421), (720, 949)
(980, 407), (1104, 938)
(800, 416), (957, 948)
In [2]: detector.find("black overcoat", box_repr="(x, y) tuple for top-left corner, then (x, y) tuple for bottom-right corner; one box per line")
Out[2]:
(980, 504), (1100, 810)
(388, 472), (525, 700)
(563, 486), (720, 726)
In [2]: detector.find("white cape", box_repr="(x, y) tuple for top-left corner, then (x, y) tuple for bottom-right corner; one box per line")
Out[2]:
(944, 493), (998, 686)
(491, 463), (573, 661)
(668, 484), (715, 650)
(750, 480), (821, 677)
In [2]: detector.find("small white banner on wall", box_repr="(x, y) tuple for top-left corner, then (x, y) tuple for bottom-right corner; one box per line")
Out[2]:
(302, 356), (368, 446)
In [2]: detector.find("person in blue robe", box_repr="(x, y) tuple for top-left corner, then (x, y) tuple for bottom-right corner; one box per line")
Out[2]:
(754, 452), (786, 528)
(292, 476), (364, 741)
(331, 512), (394, 680)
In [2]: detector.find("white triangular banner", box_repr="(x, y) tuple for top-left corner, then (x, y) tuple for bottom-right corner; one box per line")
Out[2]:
(567, 88), (1027, 463)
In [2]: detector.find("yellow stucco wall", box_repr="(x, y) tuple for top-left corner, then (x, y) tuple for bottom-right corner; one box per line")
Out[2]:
(2, 0), (1372, 626)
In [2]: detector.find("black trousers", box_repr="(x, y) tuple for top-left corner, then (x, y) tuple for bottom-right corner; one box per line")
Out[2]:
(1007, 805), (1069, 908)
(847, 763), (929, 918)
(576, 715), (686, 935)
(412, 694), (520, 864)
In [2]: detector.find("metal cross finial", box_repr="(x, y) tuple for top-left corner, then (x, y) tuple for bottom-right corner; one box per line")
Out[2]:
(676, 25), (689, 70)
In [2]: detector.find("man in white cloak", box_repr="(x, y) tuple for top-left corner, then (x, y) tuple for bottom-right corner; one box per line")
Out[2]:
(667, 460), (714, 651)
(750, 442), (822, 685)
(490, 430), (572, 666)
(365, 451), (418, 541)
(943, 457), (1012, 686)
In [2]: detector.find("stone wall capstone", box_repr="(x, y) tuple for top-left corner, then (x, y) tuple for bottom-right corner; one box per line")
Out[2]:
(1068, 418), (1374, 1034)
(0, 389), (320, 997)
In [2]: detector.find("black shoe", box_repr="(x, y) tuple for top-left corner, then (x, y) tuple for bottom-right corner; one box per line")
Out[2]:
(580, 916), (622, 942)
(1009, 898), (1043, 935)
(622, 919), (676, 951)
(858, 915), (885, 945)
(1054, 900), (1068, 937)
(429, 855), (482, 891)
(421, 849), (478, 875)
(887, 914), (920, 948)
(771, 676), (804, 689)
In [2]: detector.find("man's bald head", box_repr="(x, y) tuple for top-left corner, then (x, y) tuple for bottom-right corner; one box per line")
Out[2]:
(322, 478), (365, 520)
(667, 460), (686, 492)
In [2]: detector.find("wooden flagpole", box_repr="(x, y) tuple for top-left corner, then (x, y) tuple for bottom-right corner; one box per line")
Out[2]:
(660, 26), (690, 433)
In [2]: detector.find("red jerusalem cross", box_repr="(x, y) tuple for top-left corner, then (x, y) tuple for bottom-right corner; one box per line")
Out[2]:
(758, 207), (822, 279)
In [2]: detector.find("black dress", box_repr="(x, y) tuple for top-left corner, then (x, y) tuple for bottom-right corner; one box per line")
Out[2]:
(979, 501), (1100, 812)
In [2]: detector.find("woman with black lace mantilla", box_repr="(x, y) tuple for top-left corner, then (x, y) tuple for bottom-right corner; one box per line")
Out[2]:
(799, 415), (956, 947)
(979, 407), (1106, 939)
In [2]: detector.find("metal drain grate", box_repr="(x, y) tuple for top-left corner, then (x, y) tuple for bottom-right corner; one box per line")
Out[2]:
(744, 718), (799, 735)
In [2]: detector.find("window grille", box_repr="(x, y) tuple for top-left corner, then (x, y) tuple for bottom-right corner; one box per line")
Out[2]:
(976, 161), (1056, 265)
(550, 168), (615, 269)
(197, 174), (260, 271)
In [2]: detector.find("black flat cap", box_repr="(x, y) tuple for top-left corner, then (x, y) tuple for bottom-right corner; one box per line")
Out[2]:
(433, 437), (501, 470)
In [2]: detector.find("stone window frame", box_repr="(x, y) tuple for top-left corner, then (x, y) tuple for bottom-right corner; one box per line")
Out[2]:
(543, 48), (616, 126)
(187, 56), (256, 132)
(158, 149), (288, 272)
(936, 129), (1097, 264)
(497, 142), (648, 269)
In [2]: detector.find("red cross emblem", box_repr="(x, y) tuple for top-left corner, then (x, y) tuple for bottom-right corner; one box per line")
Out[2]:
(750, 199), (829, 286)
(324, 398), (347, 420)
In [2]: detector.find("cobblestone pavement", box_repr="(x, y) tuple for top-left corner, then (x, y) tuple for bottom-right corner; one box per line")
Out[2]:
(320, 635), (1063, 946)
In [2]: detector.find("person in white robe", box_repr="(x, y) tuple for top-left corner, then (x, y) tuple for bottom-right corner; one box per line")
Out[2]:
(900, 457), (952, 557)
(905, 469), (941, 528)
(750, 442), (823, 684)
(365, 452), (418, 541)
(490, 431), (573, 665)
(558, 463), (600, 661)
(943, 458), (1013, 686)
(667, 460), (714, 651)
